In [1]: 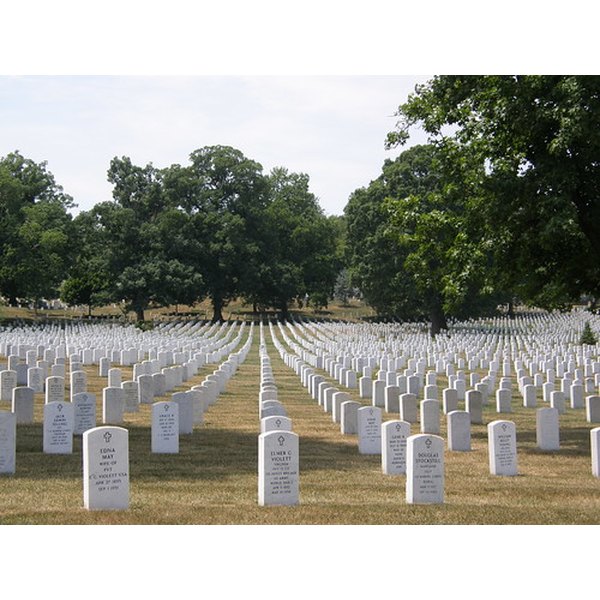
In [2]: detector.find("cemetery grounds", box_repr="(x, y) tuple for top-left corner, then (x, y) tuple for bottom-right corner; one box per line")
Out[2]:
(0, 311), (600, 526)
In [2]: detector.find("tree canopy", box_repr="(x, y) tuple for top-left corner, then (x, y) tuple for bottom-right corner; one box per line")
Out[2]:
(387, 75), (600, 310)
(0, 151), (76, 307)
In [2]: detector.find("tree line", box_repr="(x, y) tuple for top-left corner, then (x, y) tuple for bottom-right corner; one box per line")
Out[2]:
(0, 145), (343, 322)
(2, 76), (599, 331)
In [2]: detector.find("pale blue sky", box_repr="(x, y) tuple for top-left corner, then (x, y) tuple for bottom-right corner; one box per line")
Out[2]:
(0, 75), (431, 216)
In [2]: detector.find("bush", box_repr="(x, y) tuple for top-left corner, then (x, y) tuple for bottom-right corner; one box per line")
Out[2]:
(580, 321), (597, 345)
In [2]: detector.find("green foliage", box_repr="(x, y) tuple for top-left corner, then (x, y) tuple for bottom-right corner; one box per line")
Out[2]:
(236, 166), (339, 317)
(0, 151), (76, 305)
(87, 158), (204, 321)
(161, 146), (268, 321)
(388, 75), (600, 309)
(580, 322), (597, 346)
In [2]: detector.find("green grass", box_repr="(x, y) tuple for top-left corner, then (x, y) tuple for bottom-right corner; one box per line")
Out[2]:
(1, 323), (600, 525)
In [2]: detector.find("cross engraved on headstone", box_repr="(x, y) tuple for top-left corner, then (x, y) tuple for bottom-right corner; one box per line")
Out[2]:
(58, 404), (63, 412)
(276, 419), (281, 427)
(425, 438), (432, 449)
(502, 423), (507, 431)
(396, 423), (401, 431)
(164, 404), (169, 411)
(103, 432), (112, 443)
(278, 435), (285, 446)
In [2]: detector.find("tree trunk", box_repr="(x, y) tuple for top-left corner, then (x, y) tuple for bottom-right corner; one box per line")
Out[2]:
(429, 298), (448, 337)
(507, 299), (515, 319)
(279, 300), (290, 322)
(88, 304), (92, 318)
(135, 306), (145, 322)
(211, 297), (224, 322)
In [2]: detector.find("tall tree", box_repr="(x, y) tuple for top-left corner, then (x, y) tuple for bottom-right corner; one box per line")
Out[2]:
(163, 145), (268, 321)
(247, 167), (338, 318)
(344, 146), (434, 320)
(0, 151), (76, 307)
(96, 157), (202, 322)
(387, 75), (600, 309)
(60, 211), (112, 316)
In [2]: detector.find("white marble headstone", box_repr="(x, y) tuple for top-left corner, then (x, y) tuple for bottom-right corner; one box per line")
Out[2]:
(83, 426), (130, 510)
(406, 434), (444, 504)
(488, 420), (517, 476)
(258, 430), (299, 506)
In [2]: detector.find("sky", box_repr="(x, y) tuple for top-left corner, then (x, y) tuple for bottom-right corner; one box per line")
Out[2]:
(0, 75), (431, 216)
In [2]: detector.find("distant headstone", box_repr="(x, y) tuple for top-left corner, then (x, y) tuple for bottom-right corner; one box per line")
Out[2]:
(372, 380), (385, 408)
(406, 434), (444, 504)
(138, 374), (154, 404)
(43, 401), (74, 454)
(260, 401), (287, 420)
(359, 376), (372, 399)
(260, 415), (293, 434)
(45, 376), (65, 404)
(447, 410), (471, 451)
(51, 363), (65, 378)
(442, 388), (458, 415)
(466, 390), (483, 424)
(102, 387), (124, 425)
(27, 367), (44, 393)
(357, 406), (382, 454)
(70, 370), (87, 400)
(332, 391), (350, 423)
(522, 384), (536, 408)
(488, 420), (517, 476)
(420, 399), (440, 434)
(0, 370), (17, 402)
(591, 427), (600, 478)
(73, 392), (97, 435)
(108, 368), (122, 389)
(385, 386), (400, 413)
(570, 384), (584, 409)
(172, 391), (194, 434)
(0, 411), (16, 474)
(586, 395), (600, 423)
(400, 393), (418, 424)
(550, 390), (565, 414)
(340, 400), (361, 435)
(121, 380), (140, 413)
(496, 389), (512, 413)
(381, 420), (410, 475)
(12, 387), (34, 424)
(152, 372), (166, 397)
(99, 357), (110, 377)
(258, 430), (299, 506)
(188, 388), (205, 424)
(83, 426), (130, 510)
(536, 407), (560, 451)
(151, 401), (179, 453)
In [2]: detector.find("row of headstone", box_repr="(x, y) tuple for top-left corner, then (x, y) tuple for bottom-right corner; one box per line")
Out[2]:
(151, 325), (256, 453)
(277, 313), (600, 415)
(257, 325), (299, 506)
